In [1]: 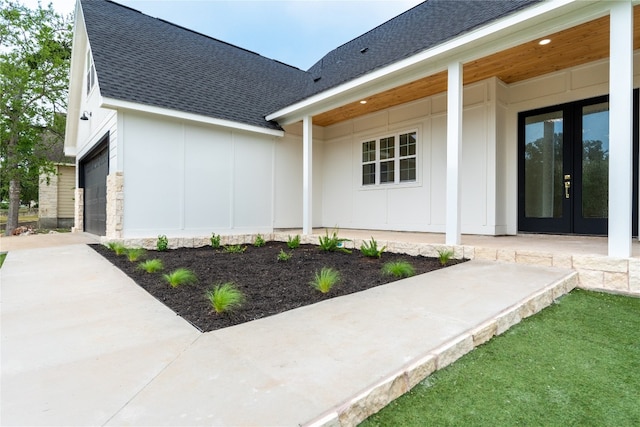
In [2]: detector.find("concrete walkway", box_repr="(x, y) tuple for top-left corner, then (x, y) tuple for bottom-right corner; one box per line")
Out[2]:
(1, 234), (577, 426)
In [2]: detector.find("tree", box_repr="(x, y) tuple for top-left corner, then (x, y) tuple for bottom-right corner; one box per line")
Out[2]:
(0, 1), (72, 235)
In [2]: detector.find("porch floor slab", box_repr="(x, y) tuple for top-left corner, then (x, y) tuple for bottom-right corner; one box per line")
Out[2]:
(1, 234), (576, 426)
(283, 228), (640, 258)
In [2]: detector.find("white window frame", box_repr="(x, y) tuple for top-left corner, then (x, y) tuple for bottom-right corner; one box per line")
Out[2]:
(86, 49), (96, 95)
(360, 129), (418, 187)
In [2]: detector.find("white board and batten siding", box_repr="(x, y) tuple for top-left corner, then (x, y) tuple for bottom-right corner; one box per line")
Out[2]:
(120, 111), (279, 238)
(319, 78), (505, 235)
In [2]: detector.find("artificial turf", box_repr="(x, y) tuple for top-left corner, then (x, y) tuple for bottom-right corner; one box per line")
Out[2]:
(362, 289), (640, 426)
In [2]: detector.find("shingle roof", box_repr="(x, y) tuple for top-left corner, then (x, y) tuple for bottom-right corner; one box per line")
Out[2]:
(81, 0), (312, 131)
(81, 0), (541, 130)
(303, 0), (541, 99)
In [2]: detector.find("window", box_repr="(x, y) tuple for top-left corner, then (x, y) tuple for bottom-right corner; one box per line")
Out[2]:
(86, 50), (96, 94)
(361, 131), (417, 186)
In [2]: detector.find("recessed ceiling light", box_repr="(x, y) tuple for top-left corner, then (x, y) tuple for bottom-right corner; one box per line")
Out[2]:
(539, 39), (551, 45)
(360, 100), (367, 104)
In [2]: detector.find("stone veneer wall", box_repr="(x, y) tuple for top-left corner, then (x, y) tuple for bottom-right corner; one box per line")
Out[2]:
(470, 247), (640, 296)
(106, 172), (124, 239)
(71, 188), (84, 233)
(38, 172), (58, 229)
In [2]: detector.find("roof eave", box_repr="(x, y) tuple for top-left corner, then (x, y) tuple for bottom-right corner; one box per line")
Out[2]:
(101, 97), (285, 137)
(266, 0), (611, 126)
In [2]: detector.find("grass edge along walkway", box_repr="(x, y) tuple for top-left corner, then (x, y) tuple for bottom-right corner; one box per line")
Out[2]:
(361, 289), (640, 426)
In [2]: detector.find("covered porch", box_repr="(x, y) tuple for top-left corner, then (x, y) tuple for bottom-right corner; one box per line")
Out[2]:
(268, 1), (640, 260)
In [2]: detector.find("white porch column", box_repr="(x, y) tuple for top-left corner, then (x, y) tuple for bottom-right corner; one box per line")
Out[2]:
(302, 115), (313, 235)
(446, 61), (463, 245)
(609, 1), (633, 258)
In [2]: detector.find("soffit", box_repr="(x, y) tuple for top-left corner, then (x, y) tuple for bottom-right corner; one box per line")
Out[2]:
(313, 8), (640, 127)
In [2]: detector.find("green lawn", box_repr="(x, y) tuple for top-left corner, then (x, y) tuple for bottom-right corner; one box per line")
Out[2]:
(0, 253), (6, 268)
(362, 290), (640, 426)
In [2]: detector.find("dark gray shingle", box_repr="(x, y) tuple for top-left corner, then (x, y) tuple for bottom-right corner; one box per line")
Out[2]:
(81, 0), (540, 128)
(81, 0), (312, 131)
(304, 0), (541, 99)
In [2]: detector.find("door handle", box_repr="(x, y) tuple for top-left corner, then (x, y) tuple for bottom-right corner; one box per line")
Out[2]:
(564, 180), (571, 199)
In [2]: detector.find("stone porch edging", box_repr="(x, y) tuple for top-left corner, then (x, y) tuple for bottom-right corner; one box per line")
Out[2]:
(104, 232), (639, 296)
(303, 271), (578, 427)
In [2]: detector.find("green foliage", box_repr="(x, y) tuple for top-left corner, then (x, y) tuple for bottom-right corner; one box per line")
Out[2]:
(0, 252), (6, 268)
(126, 247), (146, 262)
(210, 233), (221, 249)
(224, 244), (246, 253)
(277, 249), (291, 262)
(1, 1), (73, 235)
(360, 237), (386, 258)
(163, 268), (197, 288)
(382, 261), (415, 278)
(287, 234), (301, 249)
(318, 228), (351, 253)
(254, 234), (266, 247)
(156, 235), (168, 251)
(138, 259), (164, 273)
(205, 282), (245, 314)
(310, 267), (340, 293)
(361, 290), (640, 427)
(107, 241), (127, 256)
(437, 248), (454, 266)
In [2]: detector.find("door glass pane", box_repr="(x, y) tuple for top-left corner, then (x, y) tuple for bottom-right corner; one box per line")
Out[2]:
(524, 111), (564, 218)
(582, 102), (609, 219)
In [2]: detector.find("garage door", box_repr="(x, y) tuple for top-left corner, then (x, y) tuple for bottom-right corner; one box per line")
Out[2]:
(82, 144), (108, 235)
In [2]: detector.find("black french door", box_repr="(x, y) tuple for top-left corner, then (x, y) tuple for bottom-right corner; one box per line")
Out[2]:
(518, 93), (639, 236)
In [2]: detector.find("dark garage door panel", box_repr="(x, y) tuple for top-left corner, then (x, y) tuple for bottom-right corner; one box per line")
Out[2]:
(83, 147), (108, 235)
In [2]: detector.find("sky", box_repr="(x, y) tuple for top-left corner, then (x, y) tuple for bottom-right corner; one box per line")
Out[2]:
(22, 0), (424, 70)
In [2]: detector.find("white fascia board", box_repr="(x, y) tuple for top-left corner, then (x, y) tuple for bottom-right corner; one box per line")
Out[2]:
(101, 97), (285, 137)
(64, 0), (87, 158)
(266, 0), (612, 125)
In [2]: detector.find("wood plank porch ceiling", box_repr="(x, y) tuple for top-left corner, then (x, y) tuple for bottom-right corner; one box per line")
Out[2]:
(313, 8), (640, 127)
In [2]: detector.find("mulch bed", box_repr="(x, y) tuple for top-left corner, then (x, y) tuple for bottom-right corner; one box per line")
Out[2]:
(90, 241), (465, 332)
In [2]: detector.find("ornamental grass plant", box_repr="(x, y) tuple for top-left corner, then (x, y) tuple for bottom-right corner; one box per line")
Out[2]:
(206, 282), (245, 314)
(381, 260), (415, 278)
(138, 259), (164, 273)
(310, 267), (340, 293)
(163, 268), (198, 288)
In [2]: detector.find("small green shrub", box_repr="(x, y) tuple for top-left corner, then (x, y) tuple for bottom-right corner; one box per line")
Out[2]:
(360, 237), (386, 258)
(310, 267), (340, 293)
(126, 247), (146, 262)
(224, 244), (246, 253)
(157, 235), (168, 251)
(382, 261), (415, 278)
(210, 233), (221, 249)
(287, 234), (301, 249)
(163, 268), (198, 288)
(138, 259), (164, 273)
(254, 234), (266, 247)
(437, 248), (454, 266)
(277, 249), (291, 262)
(318, 228), (351, 253)
(206, 282), (245, 313)
(107, 241), (127, 256)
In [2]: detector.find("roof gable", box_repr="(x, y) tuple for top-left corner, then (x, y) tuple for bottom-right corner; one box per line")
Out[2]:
(81, 0), (312, 130)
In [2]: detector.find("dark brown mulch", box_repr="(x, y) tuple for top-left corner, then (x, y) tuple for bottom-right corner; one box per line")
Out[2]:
(90, 241), (465, 332)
